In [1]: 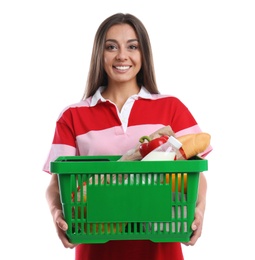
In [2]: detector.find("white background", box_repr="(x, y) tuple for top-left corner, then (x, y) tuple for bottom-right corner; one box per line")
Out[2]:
(1, 0), (254, 259)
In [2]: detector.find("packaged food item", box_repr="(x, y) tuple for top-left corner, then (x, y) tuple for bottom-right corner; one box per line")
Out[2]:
(141, 136), (186, 161)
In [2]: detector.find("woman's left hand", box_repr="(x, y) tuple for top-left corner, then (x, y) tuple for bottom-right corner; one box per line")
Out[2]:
(183, 205), (204, 246)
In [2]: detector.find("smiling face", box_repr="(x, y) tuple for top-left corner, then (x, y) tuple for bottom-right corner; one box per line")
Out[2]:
(103, 24), (142, 87)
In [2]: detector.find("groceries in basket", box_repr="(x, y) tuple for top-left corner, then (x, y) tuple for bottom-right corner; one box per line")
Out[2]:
(119, 125), (211, 162)
(139, 132), (210, 161)
(140, 135), (186, 161)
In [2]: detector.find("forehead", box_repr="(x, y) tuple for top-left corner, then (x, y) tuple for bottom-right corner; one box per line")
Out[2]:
(105, 24), (138, 41)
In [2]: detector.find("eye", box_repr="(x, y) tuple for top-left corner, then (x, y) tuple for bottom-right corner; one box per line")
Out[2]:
(105, 44), (117, 51)
(129, 45), (139, 50)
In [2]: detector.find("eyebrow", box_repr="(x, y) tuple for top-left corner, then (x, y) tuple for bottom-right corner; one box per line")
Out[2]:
(105, 39), (139, 43)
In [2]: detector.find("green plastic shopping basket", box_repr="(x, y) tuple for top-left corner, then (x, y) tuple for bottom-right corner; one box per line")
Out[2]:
(50, 155), (208, 244)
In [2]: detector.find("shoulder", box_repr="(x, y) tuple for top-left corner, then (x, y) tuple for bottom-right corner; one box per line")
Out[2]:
(137, 93), (187, 109)
(65, 97), (92, 110)
(139, 87), (183, 103)
(57, 98), (92, 120)
(150, 93), (183, 102)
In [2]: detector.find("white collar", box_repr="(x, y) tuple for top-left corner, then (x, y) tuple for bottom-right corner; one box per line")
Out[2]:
(90, 86), (152, 107)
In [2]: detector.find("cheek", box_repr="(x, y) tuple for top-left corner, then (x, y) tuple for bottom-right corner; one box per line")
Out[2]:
(103, 56), (108, 66)
(103, 54), (114, 67)
(103, 57), (111, 73)
(134, 53), (142, 68)
(135, 58), (142, 71)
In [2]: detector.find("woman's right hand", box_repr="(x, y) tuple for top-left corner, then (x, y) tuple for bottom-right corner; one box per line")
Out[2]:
(46, 174), (76, 249)
(53, 207), (76, 248)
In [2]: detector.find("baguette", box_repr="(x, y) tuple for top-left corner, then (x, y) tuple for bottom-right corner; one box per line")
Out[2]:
(177, 133), (211, 159)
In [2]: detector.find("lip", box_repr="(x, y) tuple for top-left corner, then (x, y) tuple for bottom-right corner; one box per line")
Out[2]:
(113, 65), (131, 71)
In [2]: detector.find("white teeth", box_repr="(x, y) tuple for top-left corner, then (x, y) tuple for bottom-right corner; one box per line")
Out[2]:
(115, 66), (130, 70)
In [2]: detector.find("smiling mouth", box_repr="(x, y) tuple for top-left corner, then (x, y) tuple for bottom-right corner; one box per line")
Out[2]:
(114, 66), (131, 71)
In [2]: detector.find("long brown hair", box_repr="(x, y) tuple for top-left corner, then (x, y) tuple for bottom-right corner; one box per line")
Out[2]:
(82, 13), (159, 99)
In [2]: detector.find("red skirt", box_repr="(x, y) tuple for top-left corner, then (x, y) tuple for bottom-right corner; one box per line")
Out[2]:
(75, 240), (183, 260)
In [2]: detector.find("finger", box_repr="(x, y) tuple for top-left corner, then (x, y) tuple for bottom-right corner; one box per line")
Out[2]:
(58, 229), (76, 249)
(149, 125), (175, 139)
(191, 222), (198, 231)
(57, 218), (68, 231)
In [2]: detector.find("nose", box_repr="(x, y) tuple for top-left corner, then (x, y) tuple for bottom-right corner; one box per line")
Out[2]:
(115, 47), (127, 61)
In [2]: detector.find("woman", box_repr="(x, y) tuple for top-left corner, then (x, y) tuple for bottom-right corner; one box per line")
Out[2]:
(43, 13), (212, 260)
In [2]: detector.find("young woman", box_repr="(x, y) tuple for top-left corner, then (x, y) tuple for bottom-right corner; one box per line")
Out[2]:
(43, 13), (212, 260)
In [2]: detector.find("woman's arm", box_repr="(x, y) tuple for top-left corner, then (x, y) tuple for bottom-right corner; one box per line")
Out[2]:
(46, 174), (76, 248)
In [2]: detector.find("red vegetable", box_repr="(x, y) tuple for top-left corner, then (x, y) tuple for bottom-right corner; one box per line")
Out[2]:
(139, 135), (169, 158)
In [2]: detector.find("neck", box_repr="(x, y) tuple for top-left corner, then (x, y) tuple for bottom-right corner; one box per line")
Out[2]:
(102, 83), (140, 111)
